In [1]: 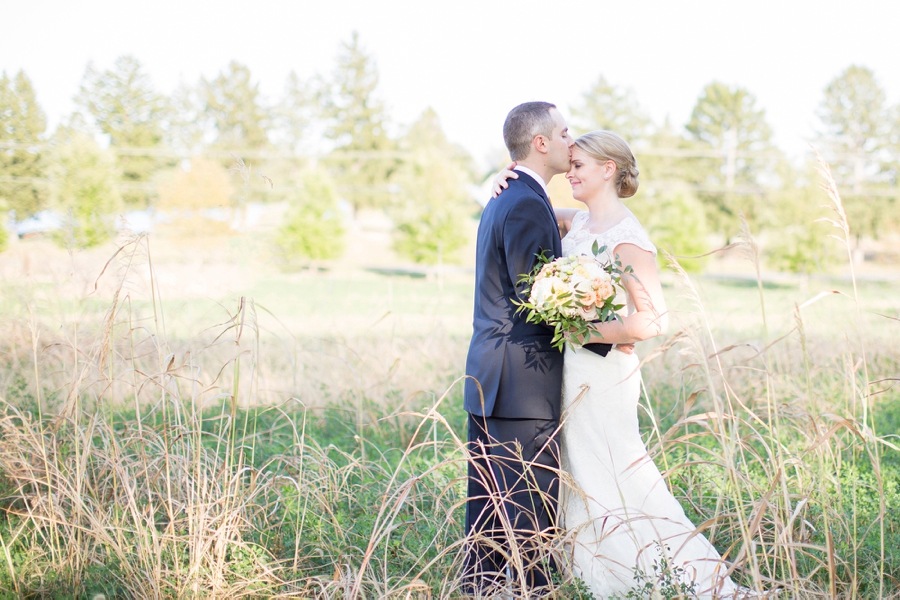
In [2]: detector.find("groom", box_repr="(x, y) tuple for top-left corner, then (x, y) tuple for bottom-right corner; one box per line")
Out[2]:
(462, 102), (611, 593)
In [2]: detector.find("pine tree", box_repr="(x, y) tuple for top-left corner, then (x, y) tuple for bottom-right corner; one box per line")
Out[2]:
(0, 70), (48, 218)
(686, 82), (776, 236)
(276, 71), (315, 154)
(319, 32), (397, 212)
(392, 108), (473, 266)
(203, 61), (270, 150)
(75, 55), (168, 206)
(816, 65), (897, 243)
(571, 75), (651, 144)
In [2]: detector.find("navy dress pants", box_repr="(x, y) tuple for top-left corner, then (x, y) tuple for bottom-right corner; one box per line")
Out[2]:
(462, 412), (561, 594)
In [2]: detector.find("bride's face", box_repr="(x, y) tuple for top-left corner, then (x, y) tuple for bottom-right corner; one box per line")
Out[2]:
(566, 148), (612, 201)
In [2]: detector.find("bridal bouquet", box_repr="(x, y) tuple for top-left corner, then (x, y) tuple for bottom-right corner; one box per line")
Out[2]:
(515, 242), (630, 351)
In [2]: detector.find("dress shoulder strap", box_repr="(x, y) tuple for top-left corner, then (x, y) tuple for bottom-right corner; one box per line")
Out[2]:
(605, 217), (657, 256)
(571, 210), (590, 229)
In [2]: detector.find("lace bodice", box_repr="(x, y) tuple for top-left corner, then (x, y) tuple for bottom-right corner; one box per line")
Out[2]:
(561, 210), (657, 260)
(561, 211), (656, 314)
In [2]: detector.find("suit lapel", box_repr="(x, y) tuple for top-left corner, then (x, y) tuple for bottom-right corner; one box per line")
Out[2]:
(515, 171), (551, 208)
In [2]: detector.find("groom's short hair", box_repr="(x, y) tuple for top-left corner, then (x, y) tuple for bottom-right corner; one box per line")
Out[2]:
(503, 102), (557, 161)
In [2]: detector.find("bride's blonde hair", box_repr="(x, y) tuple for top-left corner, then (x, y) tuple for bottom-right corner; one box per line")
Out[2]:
(574, 131), (640, 198)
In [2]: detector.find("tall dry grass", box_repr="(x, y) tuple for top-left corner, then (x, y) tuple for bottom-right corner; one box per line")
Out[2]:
(0, 158), (897, 597)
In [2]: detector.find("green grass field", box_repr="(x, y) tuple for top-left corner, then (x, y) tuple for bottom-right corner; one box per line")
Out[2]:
(0, 224), (898, 598)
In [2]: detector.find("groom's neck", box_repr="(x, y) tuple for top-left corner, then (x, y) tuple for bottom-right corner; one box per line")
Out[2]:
(515, 158), (553, 186)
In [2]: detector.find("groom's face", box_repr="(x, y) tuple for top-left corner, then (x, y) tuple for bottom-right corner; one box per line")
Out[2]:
(545, 108), (574, 175)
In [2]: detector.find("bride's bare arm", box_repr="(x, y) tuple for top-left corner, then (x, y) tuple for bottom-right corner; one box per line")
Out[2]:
(490, 162), (518, 197)
(581, 244), (668, 345)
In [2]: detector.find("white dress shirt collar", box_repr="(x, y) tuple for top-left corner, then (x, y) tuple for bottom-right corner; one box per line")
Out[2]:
(513, 165), (549, 198)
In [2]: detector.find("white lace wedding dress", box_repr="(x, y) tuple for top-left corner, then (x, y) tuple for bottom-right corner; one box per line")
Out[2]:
(560, 211), (738, 598)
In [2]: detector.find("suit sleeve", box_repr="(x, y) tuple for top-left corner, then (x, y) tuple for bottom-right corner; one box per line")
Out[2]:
(502, 196), (557, 302)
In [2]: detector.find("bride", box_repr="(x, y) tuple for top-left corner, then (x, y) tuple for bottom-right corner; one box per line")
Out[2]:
(494, 130), (739, 598)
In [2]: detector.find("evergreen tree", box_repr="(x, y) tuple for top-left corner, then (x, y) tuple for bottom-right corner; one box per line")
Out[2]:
(319, 32), (396, 212)
(203, 61), (270, 150)
(637, 119), (708, 193)
(167, 80), (208, 153)
(276, 71), (315, 154)
(686, 82), (776, 236)
(571, 75), (651, 144)
(392, 108), (473, 266)
(816, 65), (897, 243)
(0, 70), (48, 218)
(75, 56), (168, 206)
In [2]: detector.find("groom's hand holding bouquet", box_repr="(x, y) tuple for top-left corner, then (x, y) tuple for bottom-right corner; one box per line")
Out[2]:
(515, 241), (632, 351)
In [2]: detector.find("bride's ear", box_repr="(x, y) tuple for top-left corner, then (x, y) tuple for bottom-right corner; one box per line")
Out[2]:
(604, 160), (617, 180)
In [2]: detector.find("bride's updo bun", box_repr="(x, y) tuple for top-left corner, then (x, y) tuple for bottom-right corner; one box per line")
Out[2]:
(574, 131), (640, 198)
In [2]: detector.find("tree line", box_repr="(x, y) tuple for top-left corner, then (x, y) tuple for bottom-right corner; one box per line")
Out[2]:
(1, 32), (899, 274)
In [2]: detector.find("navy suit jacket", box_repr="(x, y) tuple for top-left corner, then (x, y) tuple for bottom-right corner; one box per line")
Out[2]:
(464, 172), (565, 420)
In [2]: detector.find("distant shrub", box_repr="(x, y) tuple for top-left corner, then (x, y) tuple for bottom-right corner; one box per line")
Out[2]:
(275, 170), (345, 266)
(633, 190), (709, 273)
(156, 157), (236, 238)
(157, 157), (233, 212)
(46, 130), (122, 248)
(392, 108), (473, 266)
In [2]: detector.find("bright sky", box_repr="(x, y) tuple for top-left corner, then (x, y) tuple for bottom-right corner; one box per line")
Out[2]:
(3, 0), (899, 167)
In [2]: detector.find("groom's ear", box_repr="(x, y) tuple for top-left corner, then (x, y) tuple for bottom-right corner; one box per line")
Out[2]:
(532, 134), (549, 155)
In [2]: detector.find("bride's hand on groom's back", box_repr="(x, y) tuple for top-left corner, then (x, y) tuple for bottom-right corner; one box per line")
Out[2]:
(615, 343), (635, 355)
(491, 161), (518, 198)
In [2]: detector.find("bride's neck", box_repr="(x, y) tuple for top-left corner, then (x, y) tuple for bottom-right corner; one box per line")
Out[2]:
(584, 189), (627, 225)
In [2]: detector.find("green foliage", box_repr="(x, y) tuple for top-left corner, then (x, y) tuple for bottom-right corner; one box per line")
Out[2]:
(817, 65), (898, 241)
(0, 220), (7, 253)
(75, 55), (168, 205)
(615, 543), (698, 599)
(761, 164), (835, 275)
(46, 130), (121, 248)
(276, 71), (315, 153)
(631, 190), (709, 272)
(204, 61), (271, 150)
(551, 571), (596, 599)
(765, 224), (827, 275)
(686, 81), (776, 237)
(392, 108), (472, 265)
(320, 32), (397, 211)
(0, 70), (47, 218)
(275, 169), (345, 265)
(818, 65), (890, 180)
(167, 81), (207, 152)
(571, 74), (651, 143)
(638, 119), (708, 186)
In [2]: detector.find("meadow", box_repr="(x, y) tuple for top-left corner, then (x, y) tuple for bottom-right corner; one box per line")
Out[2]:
(0, 190), (898, 598)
